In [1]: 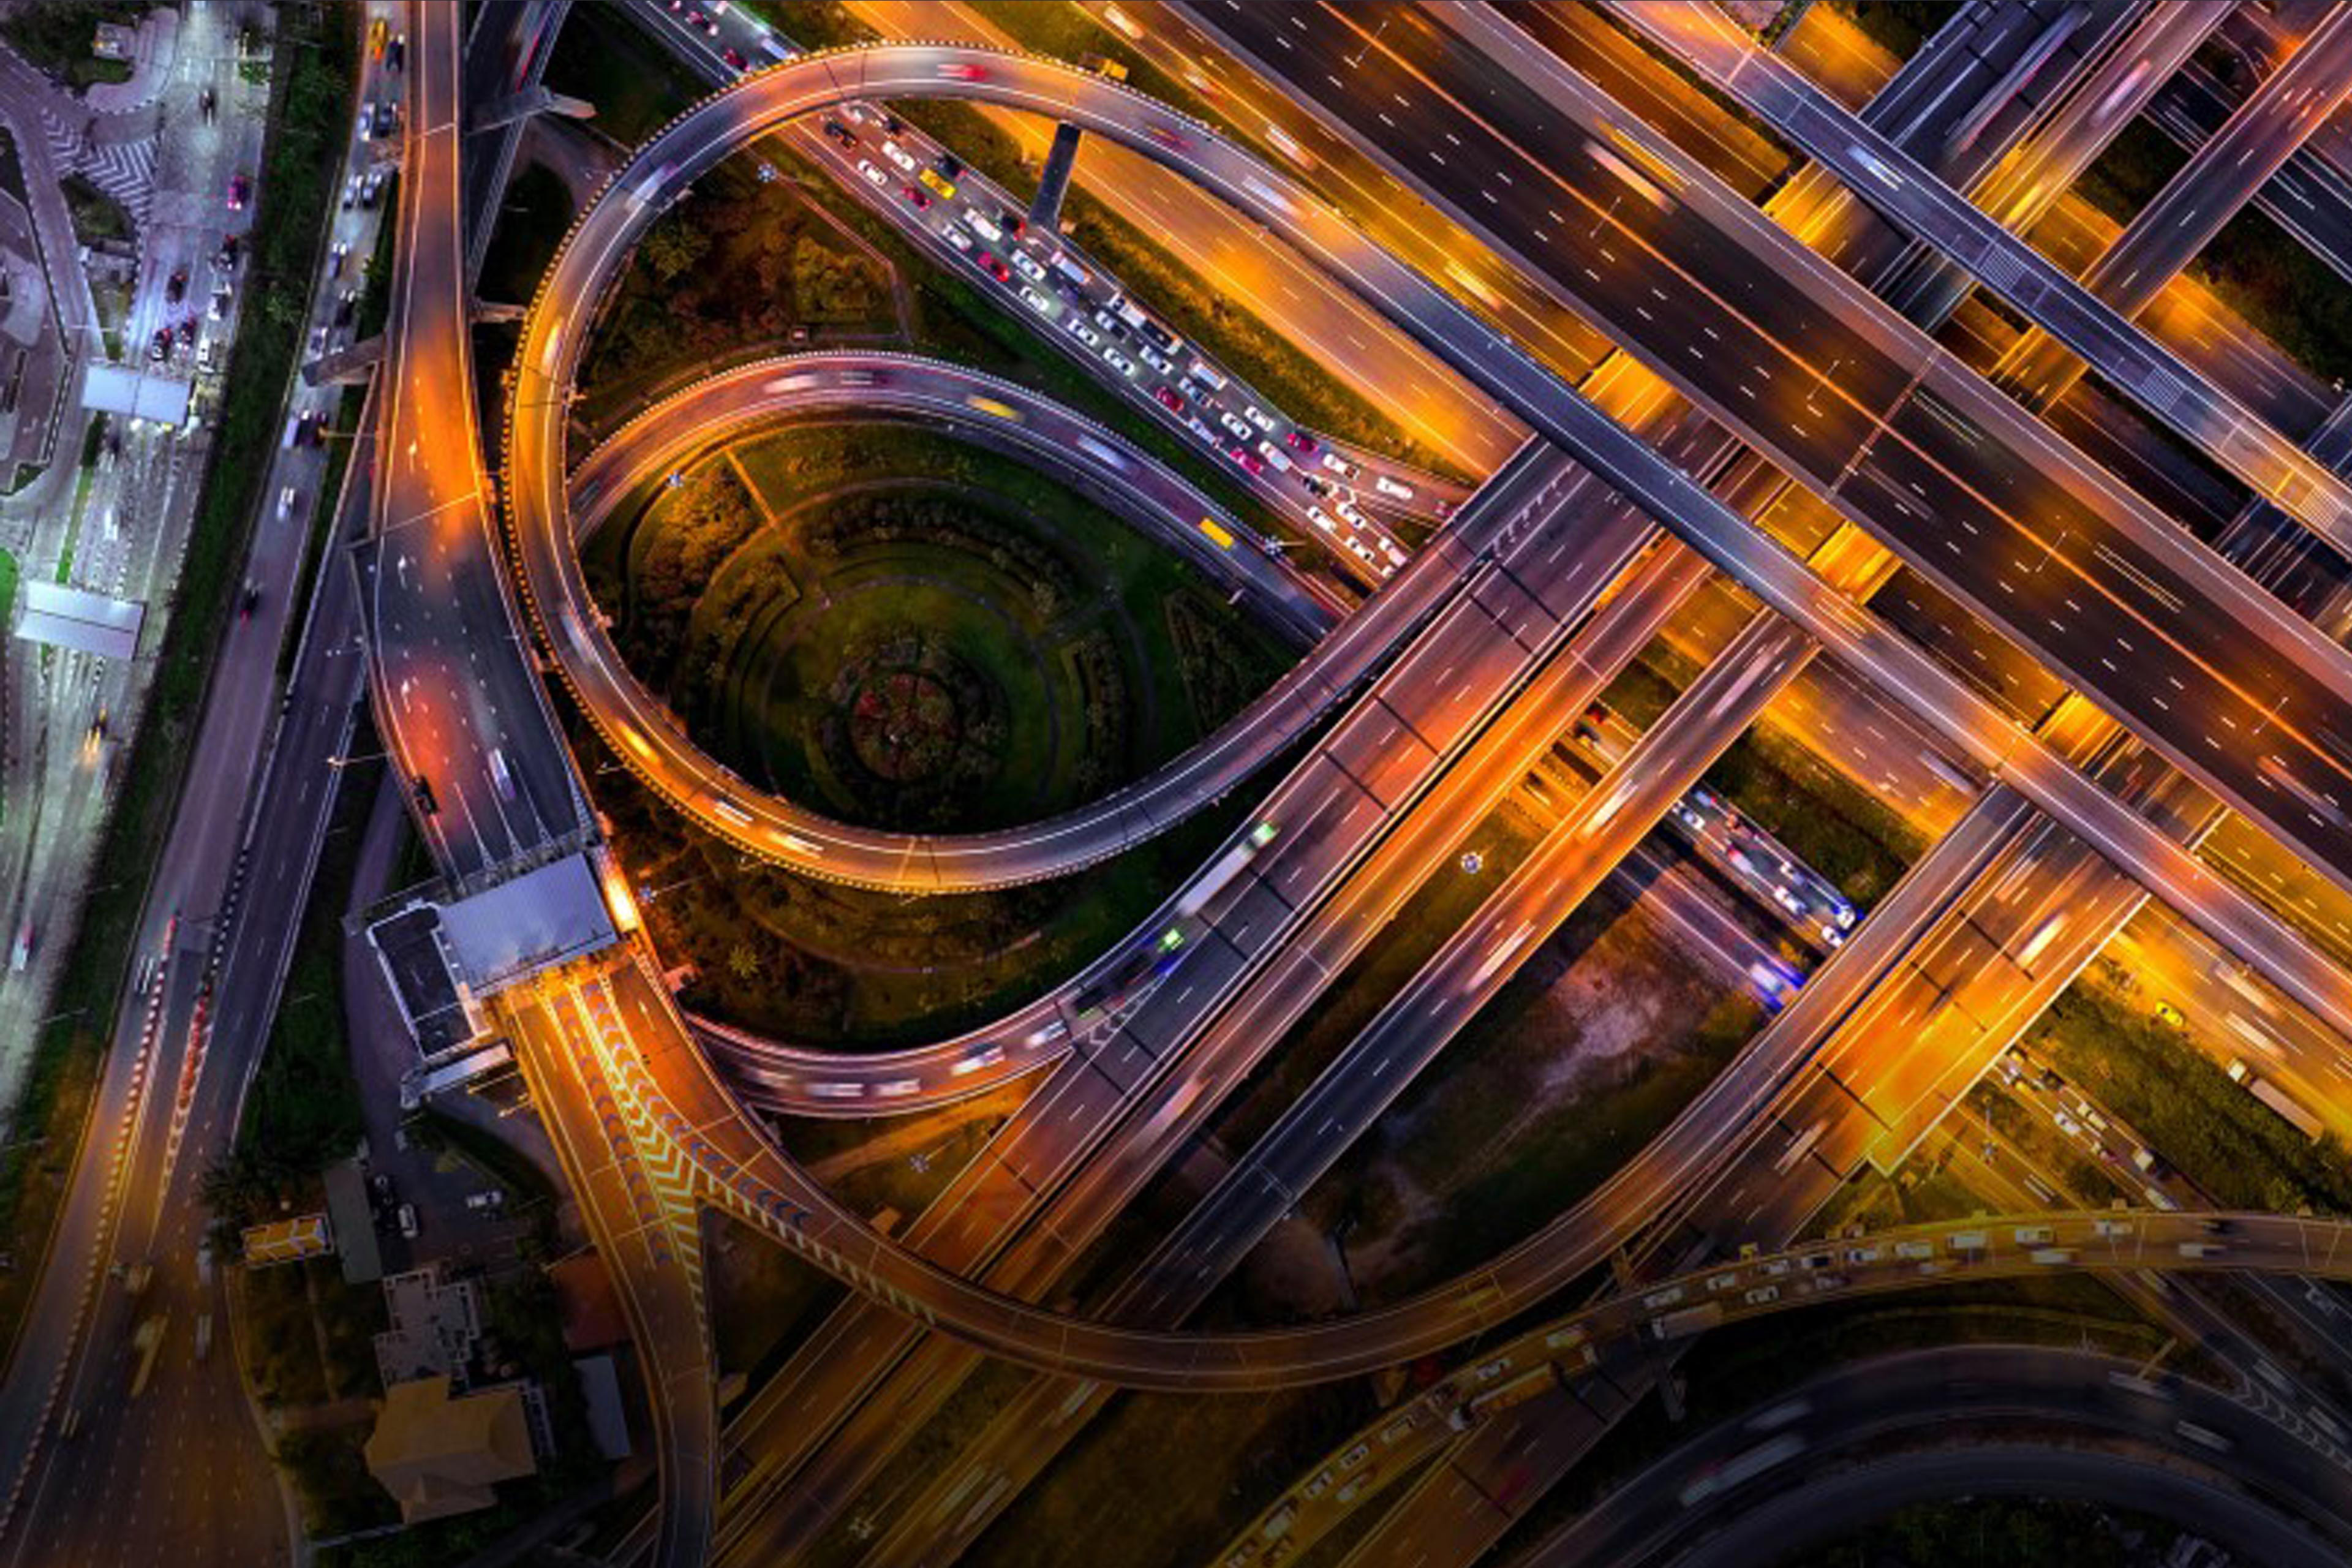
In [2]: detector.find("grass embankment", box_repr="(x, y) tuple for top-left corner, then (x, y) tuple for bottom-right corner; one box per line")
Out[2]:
(1831, 1), (1953, 61)
(59, 175), (132, 246)
(278, 383), (366, 680)
(963, 1383), (1379, 1568)
(706, 1210), (845, 1388)
(2199, 205), (2352, 390)
(2073, 118), (2189, 228)
(1193, 845), (1763, 1319)
(1595, 641), (1923, 907)
(0, 1), (355, 1371)
(199, 755), (379, 1226)
(0, 0), (139, 88)
(1703, 723), (1926, 906)
(541, 0), (709, 148)
(0, 127), (26, 208)
(478, 160), (575, 306)
(582, 413), (1289, 1042)
(591, 423), (1289, 830)
(2025, 981), (2352, 1215)
(575, 155), (897, 424)
(355, 171), (399, 342)
(589, 717), (1262, 1047)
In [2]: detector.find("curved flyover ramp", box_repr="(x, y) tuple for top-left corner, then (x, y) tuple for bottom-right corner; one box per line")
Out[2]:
(542, 951), (2352, 1395)
(564, 352), (1339, 1110)
(501, 40), (2352, 1058)
(496, 38), (2352, 1395)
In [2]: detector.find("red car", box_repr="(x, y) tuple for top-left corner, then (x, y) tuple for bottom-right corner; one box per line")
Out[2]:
(937, 62), (987, 81)
(976, 250), (1011, 282)
(226, 172), (249, 210)
(1152, 385), (1186, 415)
(902, 184), (930, 209)
(1228, 445), (1265, 475)
(723, 47), (747, 70)
(1284, 428), (1318, 454)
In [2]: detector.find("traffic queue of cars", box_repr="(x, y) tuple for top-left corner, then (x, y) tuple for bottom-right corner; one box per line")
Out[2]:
(821, 100), (1421, 582)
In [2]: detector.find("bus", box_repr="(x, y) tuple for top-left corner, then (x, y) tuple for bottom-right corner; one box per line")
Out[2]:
(2230, 1059), (2324, 1141)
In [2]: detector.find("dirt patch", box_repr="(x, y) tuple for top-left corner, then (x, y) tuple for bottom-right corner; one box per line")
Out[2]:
(1285, 881), (1764, 1309)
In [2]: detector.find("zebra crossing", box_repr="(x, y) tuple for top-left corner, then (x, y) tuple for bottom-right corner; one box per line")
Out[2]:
(30, 102), (157, 229)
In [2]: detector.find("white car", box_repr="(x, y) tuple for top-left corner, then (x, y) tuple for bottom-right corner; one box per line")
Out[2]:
(1137, 345), (1173, 375)
(1219, 411), (1251, 440)
(1307, 506), (1335, 532)
(1011, 249), (1047, 283)
(943, 225), (973, 252)
(1103, 348), (1135, 376)
(1020, 286), (1055, 315)
(1335, 500), (1365, 526)
(881, 138), (917, 172)
(967, 208), (1002, 243)
(1244, 404), (1275, 434)
(1374, 473), (1416, 499)
(856, 159), (888, 189)
(1068, 320), (1101, 347)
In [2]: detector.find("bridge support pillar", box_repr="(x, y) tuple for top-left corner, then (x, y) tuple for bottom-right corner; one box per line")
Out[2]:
(1028, 122), (1084, 232)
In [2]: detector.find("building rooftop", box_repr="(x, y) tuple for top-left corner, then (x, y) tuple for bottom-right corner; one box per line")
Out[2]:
(363, 1375), (538, 1525)
(437, 853), (617, 992)
(374, 1265), (482, 1389)
(15, 582), (144, 662)
(321, 1160), (383, 1286)
(366, 902), (477, 1058)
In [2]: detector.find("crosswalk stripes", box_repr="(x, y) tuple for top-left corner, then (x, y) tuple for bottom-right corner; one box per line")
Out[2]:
(34, 103), (157, 228)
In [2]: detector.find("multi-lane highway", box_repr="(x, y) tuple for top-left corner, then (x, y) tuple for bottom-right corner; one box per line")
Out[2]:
(1616, 0), (2352, 564)
(1189, 3), (2352, 918)
(451, 24), (2352, 1385)
(1517, 1346), (2352, 1568)
(246, 10), (2352, 1566)
(368, 0), (584, 884)
(1991, 0), (2352, 406)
